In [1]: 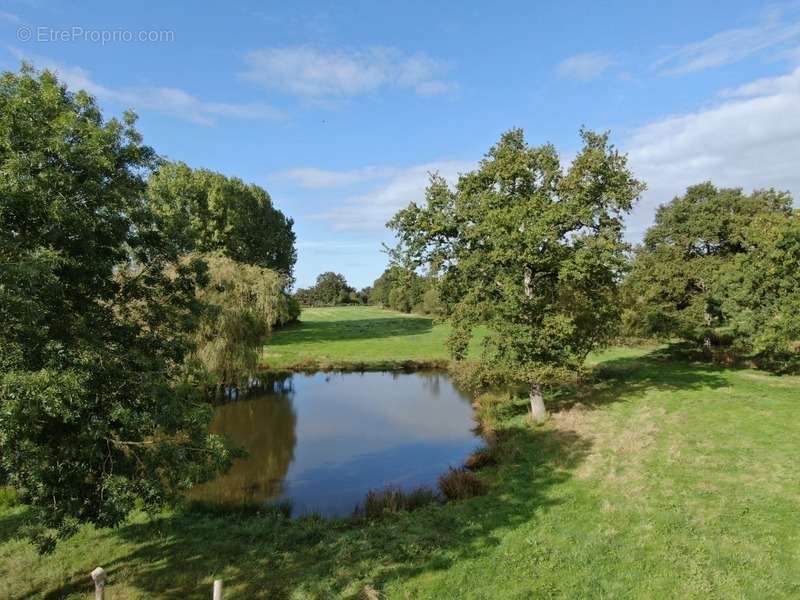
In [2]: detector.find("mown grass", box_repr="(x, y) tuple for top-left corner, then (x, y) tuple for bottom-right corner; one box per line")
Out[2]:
(262, 305), (486, 370)
(2, 314), (800, 598)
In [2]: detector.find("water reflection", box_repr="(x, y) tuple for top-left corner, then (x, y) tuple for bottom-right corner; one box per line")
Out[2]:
(189, 379), (297, 504)
(191, 371), (481, 516)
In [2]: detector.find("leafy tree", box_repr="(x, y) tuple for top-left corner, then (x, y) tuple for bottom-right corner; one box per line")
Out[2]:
(148, 161), (297, 275)
(389, 129), (643, 421)
(626, 183), (793, 350)
(720, 208), (800, 371)
(189, 253), (298, 389)
(0, 66), (230, 550)
(295, 272), (354, 306)
(370, 266), (429, 313)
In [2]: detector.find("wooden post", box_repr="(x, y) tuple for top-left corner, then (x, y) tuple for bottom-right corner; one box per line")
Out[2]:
(90, 567), (106, 600)
(213, 579), (223, 600)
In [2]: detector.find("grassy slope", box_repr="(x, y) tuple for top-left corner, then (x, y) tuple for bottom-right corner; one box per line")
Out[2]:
(262, 305), (485, 369)
(2, 311), (799, 598)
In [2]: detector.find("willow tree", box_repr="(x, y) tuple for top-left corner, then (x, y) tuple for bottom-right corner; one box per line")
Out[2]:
(389, 129), (643, 421)
(191, 253), (297, 390)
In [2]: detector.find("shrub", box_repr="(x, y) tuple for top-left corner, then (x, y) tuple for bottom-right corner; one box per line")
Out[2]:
(353, 485), (439, 520)
(438, 468), (487, 501)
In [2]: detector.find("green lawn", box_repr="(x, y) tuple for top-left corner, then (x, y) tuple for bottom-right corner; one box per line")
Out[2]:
(2, 311), (800, 598)
(262, 305), (486, 369)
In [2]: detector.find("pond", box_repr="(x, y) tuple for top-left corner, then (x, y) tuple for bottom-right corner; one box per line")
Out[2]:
(190, 371), (482, 517)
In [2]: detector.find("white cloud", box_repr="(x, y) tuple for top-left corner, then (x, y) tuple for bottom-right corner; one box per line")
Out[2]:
(655, 11), (800, 75)
(721, 66), (800, 97)
(557, 52), (615, 81)
(308, 160), (472, 231)
(241, 46), (454, 98)
(625, 66), (800, 239)
(10, 49), (285, 125)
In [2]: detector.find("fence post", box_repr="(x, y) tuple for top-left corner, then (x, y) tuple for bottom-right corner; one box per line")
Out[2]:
(90, 567), (106, 600)
(213, 579), (223, 600)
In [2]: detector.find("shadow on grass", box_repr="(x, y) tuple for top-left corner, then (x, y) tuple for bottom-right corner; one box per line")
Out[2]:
(270, 317), (434, 345)
(38, 426), (588, 598)
(547, 345), (730, 413)
(0, 506), (29, 544)
(26, 346), (734, 598)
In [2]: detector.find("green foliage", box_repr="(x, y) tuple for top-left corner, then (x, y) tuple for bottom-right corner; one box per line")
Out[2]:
(0, 485), (19, 508)
(389, 129), (644, 409)
(627, 183), (798, 370)
(294, 271), (354, 306)
(370, 266), (441, 315)
(148, 161), (297, 275)
(0, 65), (231, 551)
(190, 253), (297, 387)
(721, 209), (800, 371)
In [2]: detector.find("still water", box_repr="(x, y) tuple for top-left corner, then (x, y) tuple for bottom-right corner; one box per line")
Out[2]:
(191, 371), (481, 517)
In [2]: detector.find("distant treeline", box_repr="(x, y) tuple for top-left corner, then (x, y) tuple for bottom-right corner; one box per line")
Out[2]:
(293, 267), (443, 316)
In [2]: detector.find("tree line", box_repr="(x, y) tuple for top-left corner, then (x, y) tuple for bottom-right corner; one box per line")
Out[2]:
(292, 268), (442, 314)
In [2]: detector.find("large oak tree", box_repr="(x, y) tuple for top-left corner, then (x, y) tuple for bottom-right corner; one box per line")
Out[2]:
(389, 129), (643, 421)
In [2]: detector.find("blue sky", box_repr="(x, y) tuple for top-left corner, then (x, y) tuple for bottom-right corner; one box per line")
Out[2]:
(2, 1), (800, 288)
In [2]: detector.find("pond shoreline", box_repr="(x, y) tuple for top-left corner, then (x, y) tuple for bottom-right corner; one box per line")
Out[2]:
(195, 369), (488, 518)
(260, 357), (452, 374)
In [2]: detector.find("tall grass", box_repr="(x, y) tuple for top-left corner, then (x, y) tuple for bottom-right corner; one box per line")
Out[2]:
(438, 468), (487, 501)
(352, 486), (439, 520)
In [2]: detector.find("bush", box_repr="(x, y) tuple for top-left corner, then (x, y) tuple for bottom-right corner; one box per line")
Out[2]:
(352, 485), (439, 520)
(285, 294), (301, 323)
(438, 468), (487, 501)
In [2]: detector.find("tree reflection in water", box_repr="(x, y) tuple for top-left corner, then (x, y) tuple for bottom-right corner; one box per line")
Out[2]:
(190, 375), (297, 505)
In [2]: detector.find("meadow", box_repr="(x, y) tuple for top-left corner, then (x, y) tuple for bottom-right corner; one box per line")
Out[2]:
(2, 307), (799, 598)
(262, 305), (486, 370)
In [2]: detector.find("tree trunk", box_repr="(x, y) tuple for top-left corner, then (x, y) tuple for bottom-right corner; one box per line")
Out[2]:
(529, 383), (547, 423)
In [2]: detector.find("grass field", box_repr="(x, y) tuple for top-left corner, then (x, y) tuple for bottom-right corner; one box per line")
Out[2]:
(262, 305), (486, 369)
(2, 308), (800, 598)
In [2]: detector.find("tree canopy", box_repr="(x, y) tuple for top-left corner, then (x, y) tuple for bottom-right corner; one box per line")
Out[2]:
(294, 272), (355, 306)
(627, 183), (799, 370)
(389, 129), (644, 420)
(147, 161), (297, 276)
(0, 66), (232, 551)
(370, 266), (442, 315)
